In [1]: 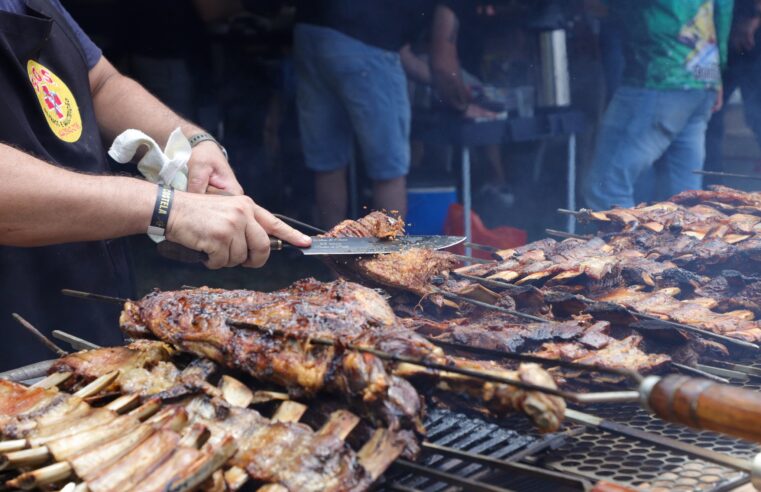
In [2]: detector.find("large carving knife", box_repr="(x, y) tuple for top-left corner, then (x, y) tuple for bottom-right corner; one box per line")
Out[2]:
(157, 235), (465, 263)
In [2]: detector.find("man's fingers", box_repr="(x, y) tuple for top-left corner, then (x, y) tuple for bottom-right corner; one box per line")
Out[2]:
(204, 244), (230, 270)
(254, 205), (312, 247)
(208, 174), (244, 196)
(243, 219), (271, 268)
(187, 163), (213, 194)
(228, 234), (248, 268)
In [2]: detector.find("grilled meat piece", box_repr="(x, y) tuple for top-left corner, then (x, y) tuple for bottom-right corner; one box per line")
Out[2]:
(458, 236), (688, 292)
(670, 185), (761, 209)
(0, 380), (59, 428)
(50, 341), (177, 394)
(695, 271), (761, 315)
(533, 334), (671, 374)
(322, 212), (460, 298)
(121, 278), (425, 433)
(187, 397), (379, 492)
(412, 313), (671, 374)
(324, 211), (406, 240)
(410, 314), (589, 353)
(354, 249), (460, 297)
(121, 279), (565, 432)
(593, 287), (761, 342)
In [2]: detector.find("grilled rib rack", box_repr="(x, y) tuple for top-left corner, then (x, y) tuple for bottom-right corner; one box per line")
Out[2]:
(4, 359), (759, 492)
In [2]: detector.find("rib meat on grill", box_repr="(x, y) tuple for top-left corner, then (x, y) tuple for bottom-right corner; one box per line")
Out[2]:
(120, 279), (566, 432)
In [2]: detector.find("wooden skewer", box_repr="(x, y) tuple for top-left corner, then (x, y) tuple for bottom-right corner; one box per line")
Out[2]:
(219, 375), (254, 408)
(317, 410), (361, 440)
(0, 440), (27, 454)
(357, 428), (405, 481)
(250, 390), (290, 405)
(257, 485), (289, 492)
(11, 314), (68, 357)
(224, 466), (249, 491)
(271, 401), (308, 423)
(0, 446), (50, 471)
(104, 394), (141, 414)
(72, 371), (120, 399)
(7, 461), (73, 489)
(31, 371), (73, 389)
(165, 435), (237, 492)
(177, 424), (210, 449)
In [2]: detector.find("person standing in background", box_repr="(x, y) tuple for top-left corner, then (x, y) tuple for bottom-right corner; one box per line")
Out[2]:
(583, 0), (733, 211)
(291, 0), (493, 228)
(705, 0), (761, 185)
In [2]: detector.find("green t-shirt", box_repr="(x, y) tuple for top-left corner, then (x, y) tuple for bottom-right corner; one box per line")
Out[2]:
(610, 0), (734, 89)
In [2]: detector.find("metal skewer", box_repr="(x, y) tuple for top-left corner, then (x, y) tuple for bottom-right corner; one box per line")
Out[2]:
(11, 314), (68, 357)
(451, 272), (761, 352)
(273, 214), (327, 235)
(545, 229), (592, 240)
(61, 289), (127, 305)
(670, 362), (729, 384)
(434, 289), (549, 323)
(225, 319), (639, 405)
(427, 338), (642, 383)
(693, 170), (761, 181)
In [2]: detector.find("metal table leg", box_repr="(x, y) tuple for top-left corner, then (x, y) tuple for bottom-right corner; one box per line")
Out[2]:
(567, 133), (577, 234)
(462, 147), (472, 257)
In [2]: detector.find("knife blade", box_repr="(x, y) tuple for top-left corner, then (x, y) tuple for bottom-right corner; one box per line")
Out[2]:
(157, 235), (465, 263)
(300, 235), (465, 255)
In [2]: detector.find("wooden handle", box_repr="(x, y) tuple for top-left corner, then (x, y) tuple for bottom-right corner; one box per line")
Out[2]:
(157, 238), (283, 264)
(645, 374), (761, 443)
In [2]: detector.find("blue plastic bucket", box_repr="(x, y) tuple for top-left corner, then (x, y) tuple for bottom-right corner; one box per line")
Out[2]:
(406, 187), (457, 235)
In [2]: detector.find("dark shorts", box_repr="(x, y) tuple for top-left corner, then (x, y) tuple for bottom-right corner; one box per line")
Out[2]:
(293, 24), (411, 181)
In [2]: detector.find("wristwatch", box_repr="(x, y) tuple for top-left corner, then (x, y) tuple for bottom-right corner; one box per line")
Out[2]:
(189, 132), (228, 161)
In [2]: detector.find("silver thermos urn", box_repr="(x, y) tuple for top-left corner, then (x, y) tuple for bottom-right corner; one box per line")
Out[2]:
(539, 29), (571, 107)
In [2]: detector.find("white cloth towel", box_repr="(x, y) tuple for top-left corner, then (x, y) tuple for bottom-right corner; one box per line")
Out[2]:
(108, 127), (191, 191)
(108, 127), (191, 241)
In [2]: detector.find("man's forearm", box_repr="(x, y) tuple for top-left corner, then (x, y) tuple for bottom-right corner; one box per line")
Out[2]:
(89, 57), (204, 147)
(430, 5), (470, 111)
(0, 143), (155, 246)
(400, 45), (431, 85)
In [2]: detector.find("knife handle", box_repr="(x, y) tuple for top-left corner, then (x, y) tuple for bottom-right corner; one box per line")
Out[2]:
(643, 374), (761, 443)
(157, 238), (284, 264)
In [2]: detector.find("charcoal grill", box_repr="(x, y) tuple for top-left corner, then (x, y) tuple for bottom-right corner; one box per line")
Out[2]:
(377, 358), (761, 492)
(4, 342), (761, 492)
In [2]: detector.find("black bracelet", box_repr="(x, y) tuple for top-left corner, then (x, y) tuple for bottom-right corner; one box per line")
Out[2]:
(148, 185), (174, 237)
(189, 132), (229, 160)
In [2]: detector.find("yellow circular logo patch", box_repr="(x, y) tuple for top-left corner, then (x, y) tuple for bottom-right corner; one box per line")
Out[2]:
(27, 60), (82, 143)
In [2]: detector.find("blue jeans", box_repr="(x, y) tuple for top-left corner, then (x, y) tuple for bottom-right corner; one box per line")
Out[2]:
(583, 87), (716, 210)
(705, 52), (761, 182)
(293, 24), (411, 181)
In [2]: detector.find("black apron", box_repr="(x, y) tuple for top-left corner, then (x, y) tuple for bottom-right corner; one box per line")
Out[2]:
(0, 0), (133, 371)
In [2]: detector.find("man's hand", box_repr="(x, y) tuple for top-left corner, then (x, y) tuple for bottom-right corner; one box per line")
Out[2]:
(187, 141), (245, 195)
(166, 192), (311, 269)
(731, 17), (761, 52)
(464, 103), (500, 120)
